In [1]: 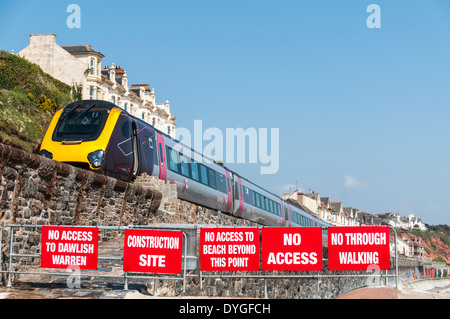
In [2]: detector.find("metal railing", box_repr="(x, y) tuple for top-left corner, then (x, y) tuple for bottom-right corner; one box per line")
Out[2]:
(0, 224), (192, 294)
(0, 224), (399, 298)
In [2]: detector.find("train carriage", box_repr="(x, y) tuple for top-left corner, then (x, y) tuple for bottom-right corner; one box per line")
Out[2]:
(40, 100), (332, 230)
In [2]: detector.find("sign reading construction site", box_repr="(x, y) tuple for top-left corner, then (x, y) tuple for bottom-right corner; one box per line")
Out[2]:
(200, 228), (260, 271)
(328, 226), (390, 271)
(123, 229), (183, 274)
(40, 226), (99, 270)
(262, 227), (323, 271)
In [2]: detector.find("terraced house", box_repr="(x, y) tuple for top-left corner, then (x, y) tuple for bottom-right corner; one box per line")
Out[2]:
(18, 34), (176, 138)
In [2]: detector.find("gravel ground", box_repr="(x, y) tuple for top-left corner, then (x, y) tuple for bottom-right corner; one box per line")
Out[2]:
(338, 280), (450, 299)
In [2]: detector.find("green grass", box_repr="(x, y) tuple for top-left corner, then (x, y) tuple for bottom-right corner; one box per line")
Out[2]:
(0, 50), (73, 152)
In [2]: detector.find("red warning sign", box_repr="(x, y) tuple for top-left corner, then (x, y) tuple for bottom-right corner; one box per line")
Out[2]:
(200, 228), (260, 271)
(123, 229), (184, 274)
(262, 227), (323, 271)
(40, 226), (99, 270)
(328, 226), (390, 271)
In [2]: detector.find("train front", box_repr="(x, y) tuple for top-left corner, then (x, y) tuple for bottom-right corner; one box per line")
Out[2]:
(39, 100), (121, 171)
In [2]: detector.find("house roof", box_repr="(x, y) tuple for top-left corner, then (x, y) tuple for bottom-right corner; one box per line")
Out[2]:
(331, 202), (342, 211)
(62, 45), (105, 58)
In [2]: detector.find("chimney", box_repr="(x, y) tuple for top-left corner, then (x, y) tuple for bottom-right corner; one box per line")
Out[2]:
(30, 34), (56, 46)
(109, 63), (116, 81)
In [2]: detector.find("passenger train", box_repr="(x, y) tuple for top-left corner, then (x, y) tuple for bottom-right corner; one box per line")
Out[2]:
(39, 100), (331, 233)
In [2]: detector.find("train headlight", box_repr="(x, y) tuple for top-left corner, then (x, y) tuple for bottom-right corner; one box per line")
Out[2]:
(87, 150), (105, 169)
(39, 149), (53, 159)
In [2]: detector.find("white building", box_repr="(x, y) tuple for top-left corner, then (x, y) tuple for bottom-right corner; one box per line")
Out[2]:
(18, 34), (176, 138)
(379, 212), (427, 231)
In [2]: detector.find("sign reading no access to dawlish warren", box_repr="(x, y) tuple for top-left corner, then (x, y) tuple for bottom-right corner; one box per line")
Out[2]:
(40, 226), (99, 270)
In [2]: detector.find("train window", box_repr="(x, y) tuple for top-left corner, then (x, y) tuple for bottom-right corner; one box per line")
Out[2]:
(261, 196), (265, 210)
(180, 155), (190, 177)
(199, 164), (208, 186)
(243, 187), (252, 204)
(216, 173), (227, 193)
(167, 148), (179, 173)
(207, 168), (216, 189)
(255, 193), (260, 208)
(144, 136), (153, 149)
(266, 198), (270, 212)
(269, 200), (273, 214)
(251, 191), (256, 206)
(159, 144), (164, 166)
(191, 162), (200, 181)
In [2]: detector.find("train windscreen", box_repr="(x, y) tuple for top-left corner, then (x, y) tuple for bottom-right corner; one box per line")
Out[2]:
(52, 107), (109, 142)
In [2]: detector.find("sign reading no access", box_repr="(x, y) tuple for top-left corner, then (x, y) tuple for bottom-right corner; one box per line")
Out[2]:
(262, 227), (323, 271)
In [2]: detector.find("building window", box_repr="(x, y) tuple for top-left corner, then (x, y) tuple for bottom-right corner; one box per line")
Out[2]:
(142, 112), (145, 120)
(90, 58), (95, 75)
(152, 118), (156, 127)
(89, 86), (94, 100)
(124, 103), (128, 111)
(167, 126), (171, 135)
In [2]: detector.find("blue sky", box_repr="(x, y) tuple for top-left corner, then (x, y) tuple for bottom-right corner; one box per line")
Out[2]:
(1, 0), (450, 225)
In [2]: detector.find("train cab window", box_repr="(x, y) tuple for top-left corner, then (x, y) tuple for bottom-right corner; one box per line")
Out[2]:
(191, 162), (200, 182)
(53, 107), (108, 142)
(180, 155), (190, 177)
(199, 164), (208, 186)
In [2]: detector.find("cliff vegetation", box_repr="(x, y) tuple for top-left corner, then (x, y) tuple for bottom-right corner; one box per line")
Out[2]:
(0, 50), (73, 152)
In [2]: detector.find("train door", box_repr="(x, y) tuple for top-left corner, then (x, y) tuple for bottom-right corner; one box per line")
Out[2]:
(156, 132), (167, 181)
(131, 122), (139, 179)
(225, 171), (233, 213)
(237, 177), (244, 217)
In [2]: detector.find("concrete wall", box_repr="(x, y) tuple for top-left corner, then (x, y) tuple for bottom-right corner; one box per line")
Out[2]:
(0, 143), (418, 298)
